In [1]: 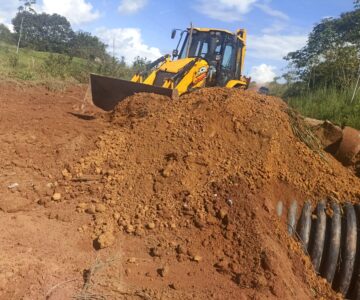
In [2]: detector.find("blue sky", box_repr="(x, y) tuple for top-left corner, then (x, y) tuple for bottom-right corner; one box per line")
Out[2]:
(0, 0), (355, 82)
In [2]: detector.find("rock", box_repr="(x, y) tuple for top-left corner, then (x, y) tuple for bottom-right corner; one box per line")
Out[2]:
(194, 218), (204, 229)
(135, 227), (145, 236)
(158, 265), (169, 277)
(7, 183), (19, 189)
(218, 208), (228, 220)
(149, 247), (161, 257)
(95, 203), (106, 213)
(95, 231), (115, 249)
(125, 224), (135, 234)
(128, 257), (136, 263)
(192, 255), (202, 262)
(214, 259), (229, 273)
(61, 169), (72, 180)
(85, 204), (96, 214)
(169, 283), (177, 290)
(78, 225), (88, 232)
(176, 245), (185, 254)
(46, 182), (54, 189)
(146, 222), (155, 229)
(52, 193), (61, 201)
(76, 202), (87, 212)
(206, 215), (218, 225)
(113, 212), (121, 220)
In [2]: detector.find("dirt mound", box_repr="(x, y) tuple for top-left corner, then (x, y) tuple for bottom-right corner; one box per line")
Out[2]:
(66, 88), (360, 299)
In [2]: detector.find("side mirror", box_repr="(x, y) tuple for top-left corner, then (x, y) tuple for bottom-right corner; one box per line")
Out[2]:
(172, 49), (179, 57)
(171, 29), (176, 39)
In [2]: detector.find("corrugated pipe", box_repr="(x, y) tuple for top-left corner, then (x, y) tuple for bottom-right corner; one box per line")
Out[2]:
(277, 200), (360, 299)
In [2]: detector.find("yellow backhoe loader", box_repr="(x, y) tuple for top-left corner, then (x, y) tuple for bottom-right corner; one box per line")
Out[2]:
(90, 25), (251, 111)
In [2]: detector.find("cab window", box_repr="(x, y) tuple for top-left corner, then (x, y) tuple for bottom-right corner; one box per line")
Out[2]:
(221, 44), (235, 69)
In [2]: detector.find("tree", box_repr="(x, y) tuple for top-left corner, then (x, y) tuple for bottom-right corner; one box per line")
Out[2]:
(0, 24), (14, 44)
(12, 12), (74, 53)
(284, 8), (360, 91)
(16, 0), (36, 53)
(70, 31), (108, 60)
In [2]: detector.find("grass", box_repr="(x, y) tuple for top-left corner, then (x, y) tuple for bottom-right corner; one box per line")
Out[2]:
(286, 87), (360, 130)
(0, 42), (93, 84)
(0, 41), (134, 88)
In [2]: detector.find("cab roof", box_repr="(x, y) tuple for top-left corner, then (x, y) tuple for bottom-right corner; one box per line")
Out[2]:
(191, 27), (235, 36)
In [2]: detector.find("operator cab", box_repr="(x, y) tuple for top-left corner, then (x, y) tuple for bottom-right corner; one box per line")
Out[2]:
(172, 27), (246, 87)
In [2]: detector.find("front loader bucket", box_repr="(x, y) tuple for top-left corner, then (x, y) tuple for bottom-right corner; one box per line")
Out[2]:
(90, 73), (176, 111)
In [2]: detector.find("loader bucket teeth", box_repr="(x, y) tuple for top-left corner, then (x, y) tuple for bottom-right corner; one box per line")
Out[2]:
(90, 74), (176, 111)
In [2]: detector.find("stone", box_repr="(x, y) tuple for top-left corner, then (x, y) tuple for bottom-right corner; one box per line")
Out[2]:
(61, 169), (72, 180)
(218, 208), (228, 219)
(125, 224), (135, 234)
(95, 231), (115, 249)
(146, 222), (155, 229)
(149, 247), (161, 257)
(95, 203), (106, 213)
(176, 245), (185, 255)
(128, 257), (136, 263)
(193, 255), (202, 262)
(52, 193), (61, 201)
(158, 265), (169, 277)
(85, 204), (96, 214)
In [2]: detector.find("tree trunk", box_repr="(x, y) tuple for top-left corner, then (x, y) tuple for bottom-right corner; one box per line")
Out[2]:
(16, 16), (24, 54)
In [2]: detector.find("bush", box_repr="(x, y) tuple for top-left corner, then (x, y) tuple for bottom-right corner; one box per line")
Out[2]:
(8, 54), (19, 68)
(287, 87), (360, 129)
(42, 53), (73, 78)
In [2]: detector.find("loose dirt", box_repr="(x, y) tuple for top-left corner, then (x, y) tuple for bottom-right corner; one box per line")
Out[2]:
(1, 83), (358, 299)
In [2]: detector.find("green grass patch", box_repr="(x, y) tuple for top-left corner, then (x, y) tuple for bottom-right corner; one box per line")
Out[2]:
(0, 42), (136, 86)
(287, 87), (360, 129)
(0, 42), (99, 83)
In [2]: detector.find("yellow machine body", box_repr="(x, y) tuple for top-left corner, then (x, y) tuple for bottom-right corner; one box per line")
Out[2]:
(90, 26), (251, 111)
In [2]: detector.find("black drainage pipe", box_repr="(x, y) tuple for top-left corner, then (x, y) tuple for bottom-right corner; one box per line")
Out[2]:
(277, 200), (359, 299)
(321, 202), (341, 284)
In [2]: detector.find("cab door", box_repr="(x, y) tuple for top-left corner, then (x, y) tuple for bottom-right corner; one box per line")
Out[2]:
(218, 38), (237, 86)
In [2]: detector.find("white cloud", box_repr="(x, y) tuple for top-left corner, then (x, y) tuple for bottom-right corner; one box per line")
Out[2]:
(261, 22), (286, 34)
(194, 0), (288, 22)
(4, 23), (14, 32)
(118, 0), (147, 14)
(250, 64), (276, 83)
(42, 0), (100, 25)
(248, 34), (307, 61)
(0, 0), (100, 26)
(95, 27), (162, 64)
(194, 0), (257, 22)
(255, 3), (289, 21)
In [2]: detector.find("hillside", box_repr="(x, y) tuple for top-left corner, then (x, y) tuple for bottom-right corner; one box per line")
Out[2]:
(0, 42), (92, 84)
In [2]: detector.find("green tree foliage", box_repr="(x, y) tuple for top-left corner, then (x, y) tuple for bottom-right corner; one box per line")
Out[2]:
(285, 9), (360, 91)
(12, 12), (73, 53)
(70, 31), (107, 60)
(16, 0), (37, 53)
(0, 24), (14, 44)
(11, 11), (109, 61)
(18, 0), (36, 14)
(283, 5), (360, 128)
